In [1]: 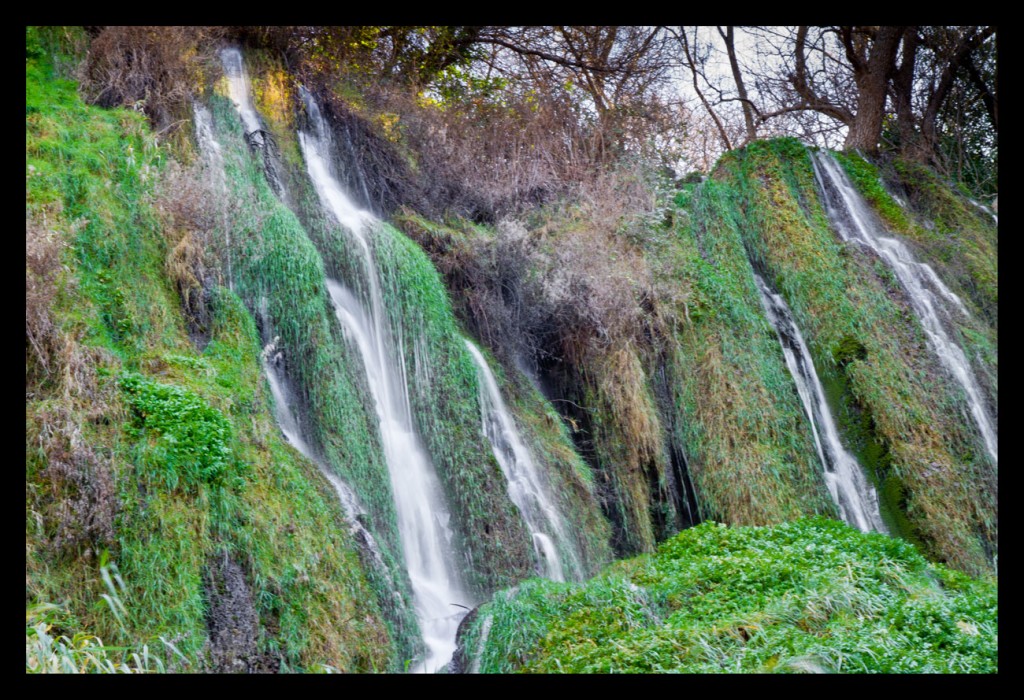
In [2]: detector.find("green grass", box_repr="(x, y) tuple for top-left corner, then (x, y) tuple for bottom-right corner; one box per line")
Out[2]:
(461, 518), (997, 673)
(833, 150), (911, 234)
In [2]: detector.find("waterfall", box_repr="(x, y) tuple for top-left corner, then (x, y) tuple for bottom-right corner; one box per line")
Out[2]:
(299, 91), (471, 674)
(262, 352), (398, 597)
(216, 49), (469, 671)
(220, 48), (263, 144)
(754, 274), (885, 533)
(811, 152), (997, 466)
(192, 102), (232, 292)
(968, 198), (998, 226)
(464, 339), (579, 582)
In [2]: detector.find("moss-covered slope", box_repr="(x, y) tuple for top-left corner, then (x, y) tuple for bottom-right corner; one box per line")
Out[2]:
(644, 175), (839, 526)
(713, 139), (996, 573)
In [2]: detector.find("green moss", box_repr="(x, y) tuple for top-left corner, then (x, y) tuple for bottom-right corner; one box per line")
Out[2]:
(843, 153), (997, 332)
(205, 95), (418, 665)
(832, 335), (867, 368)
(245, 49), (304, 170)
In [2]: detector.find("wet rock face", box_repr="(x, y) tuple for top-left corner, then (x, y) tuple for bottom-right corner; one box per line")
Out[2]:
(447, 605), (480, 674)
(203, 552), (268, 673)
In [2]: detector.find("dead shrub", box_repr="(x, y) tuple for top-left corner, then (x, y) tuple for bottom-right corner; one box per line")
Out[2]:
(408, 88), (601, 221)
(154, 159), (218, 342)
(33, 403), (119, 559)
(529, 175), (656, 367)
(80, 26), (223, 139)
(26, 218), (64, 383)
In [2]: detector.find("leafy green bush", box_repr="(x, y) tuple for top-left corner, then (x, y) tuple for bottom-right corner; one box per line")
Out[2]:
(120, 371), (238, 491)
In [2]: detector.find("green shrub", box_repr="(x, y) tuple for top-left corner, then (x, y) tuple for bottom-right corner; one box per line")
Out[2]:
(120, 372), (238, 492)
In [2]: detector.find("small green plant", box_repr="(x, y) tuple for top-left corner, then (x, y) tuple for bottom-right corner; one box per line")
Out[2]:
(119, 371), (238, 491)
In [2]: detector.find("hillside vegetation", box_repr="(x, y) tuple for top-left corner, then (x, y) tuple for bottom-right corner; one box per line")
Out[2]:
(26, 26), (996, 673)
(456, 518), (997, 673)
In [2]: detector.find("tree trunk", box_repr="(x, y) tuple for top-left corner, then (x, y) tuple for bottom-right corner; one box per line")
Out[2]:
(844, 26), (904, 153)
(892, 27), (920, 153)
(720, 26), (756, 144)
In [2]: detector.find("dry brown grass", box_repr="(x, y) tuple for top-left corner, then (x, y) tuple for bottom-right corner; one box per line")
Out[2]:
(27, 208), (125, 561)
(26, 217), (64, 383)
(31, 403), (119, 558)
(80, 27), (224, 150)
(28, 333), (122, 562)
(153, 159), (218, 337)
(686, 334), (804, 525)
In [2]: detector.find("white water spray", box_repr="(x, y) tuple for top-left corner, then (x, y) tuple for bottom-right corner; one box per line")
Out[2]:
(300, 91), (471, 673)
(754, 274), (886, 533)
(811, 152), (997, 465)
(192, 102), (232, 292)
(220, 48), (264, 143)
(464, 339), (579, 582)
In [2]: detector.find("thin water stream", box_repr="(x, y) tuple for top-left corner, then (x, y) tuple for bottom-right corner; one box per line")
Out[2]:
(263, 355), (394, 583)
(754, 274), (885, 532)
(811, 152), (997, 465)
(464, 339), (580, 582)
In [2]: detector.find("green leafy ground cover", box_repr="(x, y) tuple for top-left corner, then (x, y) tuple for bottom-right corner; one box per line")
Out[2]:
(460, 518), (997, 673)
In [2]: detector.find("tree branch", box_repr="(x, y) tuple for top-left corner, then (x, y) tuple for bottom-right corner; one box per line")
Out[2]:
(669, 26), (731, 151)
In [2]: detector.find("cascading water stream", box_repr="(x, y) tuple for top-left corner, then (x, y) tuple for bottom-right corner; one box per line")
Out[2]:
(754, 274), (885, 533)
(216, 50), (469, 671)
(298, 92), (471, 673)
(262, 352), (396, 589)
(968, 198), (998, 226)
(192, 103), (232, 292)
(811, 152), (997, 465)
(220, 48), (264, 145)
(464, 339), (579, 582)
